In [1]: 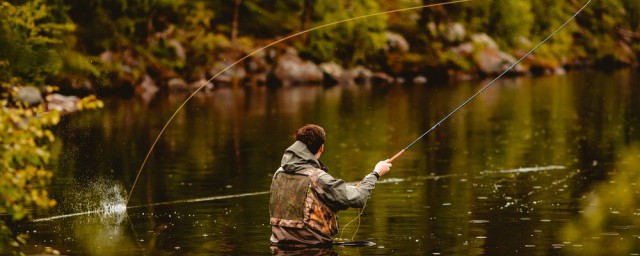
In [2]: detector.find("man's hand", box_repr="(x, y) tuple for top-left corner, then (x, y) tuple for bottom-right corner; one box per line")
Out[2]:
(374, 160), (392, 177)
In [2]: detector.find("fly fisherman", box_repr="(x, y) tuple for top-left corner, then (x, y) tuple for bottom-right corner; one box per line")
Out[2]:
(269, 124), (392, 248)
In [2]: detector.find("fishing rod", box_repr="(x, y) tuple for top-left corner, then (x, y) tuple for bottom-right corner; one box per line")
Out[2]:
(125, 0), (474, 205)
(341, 0), (592, 241)
(386, 0), (592, 163)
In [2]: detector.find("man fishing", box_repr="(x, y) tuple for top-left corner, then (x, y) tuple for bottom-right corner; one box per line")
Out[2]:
(269, 124), (392, 248)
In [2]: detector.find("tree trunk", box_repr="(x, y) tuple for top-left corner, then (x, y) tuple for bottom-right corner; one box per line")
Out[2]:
(301, 0), (312, 44)
(419, 0), (445, 29)
(231, 0), (241, 44)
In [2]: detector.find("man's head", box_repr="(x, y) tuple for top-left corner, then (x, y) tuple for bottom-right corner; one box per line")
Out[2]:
(295, 124), (325, 157)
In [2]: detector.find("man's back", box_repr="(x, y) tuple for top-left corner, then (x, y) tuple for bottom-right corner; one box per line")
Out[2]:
(269, 125), (391, 247)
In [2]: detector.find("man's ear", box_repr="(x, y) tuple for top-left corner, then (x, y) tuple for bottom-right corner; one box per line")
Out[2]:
(319, 144), (324, 153)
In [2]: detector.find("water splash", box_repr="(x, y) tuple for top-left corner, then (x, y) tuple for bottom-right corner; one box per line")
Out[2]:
(482, 165), (566, 174)
(33, 178), (127, 223)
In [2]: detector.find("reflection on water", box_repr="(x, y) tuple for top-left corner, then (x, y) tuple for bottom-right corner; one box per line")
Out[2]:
(15, 69), (640, 255)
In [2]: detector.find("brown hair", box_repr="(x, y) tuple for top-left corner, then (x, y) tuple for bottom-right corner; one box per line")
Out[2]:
(295, 124), (326, 154)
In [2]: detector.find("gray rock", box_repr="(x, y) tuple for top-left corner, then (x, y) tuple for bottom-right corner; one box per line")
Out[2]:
(167, 39), (186, 62)
(191, 78), (214, 92)
(99, 51), (113, 63)
(16, 86), (42, 106)
(475, 48), (510, 74)
(349, 66), (373, 83)
(168, 78), (189, 91)
(46, 94), (80, 114)
(274, 50), (323, 86)
(451, 42), (474, 56)
(413, 76), (428, 84)
(444, 23), (466, 42)
(471, 33), (525, 75)
(385, 32), (410, 52)
(319, 62), (352, 85)
(471, 33), (499, 50)
(136, 75), (159, 103)
(372, 72), (394, 84)
(210, 61), (246, 84)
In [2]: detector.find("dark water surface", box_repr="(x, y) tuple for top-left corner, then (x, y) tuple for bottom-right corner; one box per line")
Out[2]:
(19, 69), (640, 255)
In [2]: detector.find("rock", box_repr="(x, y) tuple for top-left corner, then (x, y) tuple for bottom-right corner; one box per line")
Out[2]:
(46, 94), (80, 114)
(120, 65), (133, 74)
(273, 49), (323, 86)
(475, 48), (523, 74)
(210, 59), (247, 84)
(191, 78), (214, 92)
(385, 32), (410, 52)
(471, 33), (499, 50)
(167, 39), (186, 62)
(451, 42), (474, 56)
(413, 76), (428, 85)
(471, 33), (526, 75)
(99, 51), (114, 63)
(517, 36), (532, 48)
(136, 75), (159, 103)
(16, 86), (42, 106)
(167, 78), (189, 91)
(319, 62), (352, 85)
(444, 23), (466, 43)
(349, 66), (373, 84)
(372, 72), (394, 84)
(553, 67), (566, 75)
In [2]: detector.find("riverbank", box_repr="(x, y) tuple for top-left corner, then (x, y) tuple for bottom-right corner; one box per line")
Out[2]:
(4, 1), (638, 100)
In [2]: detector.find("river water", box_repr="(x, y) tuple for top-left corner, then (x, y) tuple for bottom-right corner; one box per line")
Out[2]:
(18, 68), (640, 255)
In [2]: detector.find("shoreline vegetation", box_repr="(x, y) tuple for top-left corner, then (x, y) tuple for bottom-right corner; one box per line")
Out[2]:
(1, 0), (639, 101)
(0, 0), (638, 253)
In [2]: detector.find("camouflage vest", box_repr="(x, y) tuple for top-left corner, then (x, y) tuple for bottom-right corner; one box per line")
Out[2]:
(269, 168), (338, 237)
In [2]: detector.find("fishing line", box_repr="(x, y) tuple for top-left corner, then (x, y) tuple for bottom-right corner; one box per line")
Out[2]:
(386, 0), (592, 164)
(30, 166), (558, 222)
(347, 0), (592, 241)
(126, 0), (473, 205)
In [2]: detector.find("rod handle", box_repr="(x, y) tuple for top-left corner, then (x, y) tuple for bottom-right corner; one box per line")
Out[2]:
(388, 149), (405, 163)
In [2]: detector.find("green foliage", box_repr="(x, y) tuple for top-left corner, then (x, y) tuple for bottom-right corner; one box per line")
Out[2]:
(0, 87), (59, 253)
(563, 146), (640, 255)
(0, 83), (103, 254)
(302, 0), (387, 66)
(0, 0), (97, 86)
(621, 0), (640, 31)
(527, 0), (575, 66)
(487, 0), (533, 48)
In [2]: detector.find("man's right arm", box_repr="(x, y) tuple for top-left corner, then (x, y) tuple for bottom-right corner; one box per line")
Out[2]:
(313, 160), (392, 210)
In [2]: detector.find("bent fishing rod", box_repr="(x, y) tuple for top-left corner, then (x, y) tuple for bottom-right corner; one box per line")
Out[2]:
(386, 0), (592, 163)
(125, 0), (473, 205)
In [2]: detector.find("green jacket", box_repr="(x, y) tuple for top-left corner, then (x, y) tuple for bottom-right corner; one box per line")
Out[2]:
(280, 141), (378, 211)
